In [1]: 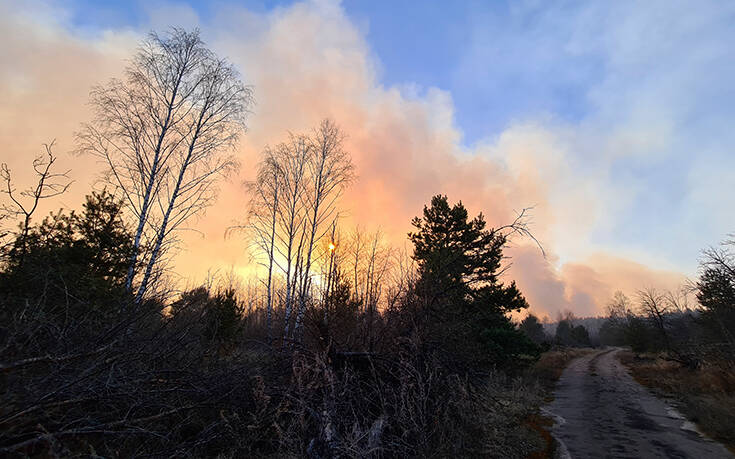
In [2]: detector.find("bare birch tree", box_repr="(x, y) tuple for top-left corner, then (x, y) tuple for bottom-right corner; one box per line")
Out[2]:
(349, 226), (367, 305)
(292, 120), (355, 339)
(273, 135), (311, 342)
(135, 52), (248, 303)
(77, 28), (251, 303)
(242, 121), (353, 345)
(241, 147), (282, 342)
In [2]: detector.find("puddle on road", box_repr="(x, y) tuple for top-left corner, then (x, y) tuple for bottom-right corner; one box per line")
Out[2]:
(666, 407), (684, 420)
(666, 406), (708, 438)
(540, 407), (566, 426)
(540, 408), (571, 459)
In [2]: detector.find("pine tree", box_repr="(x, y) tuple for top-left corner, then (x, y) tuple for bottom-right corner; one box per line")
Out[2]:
(1, 190), (134, 310)
(408, 195), (538, 370)
(519, 314), (548, 345)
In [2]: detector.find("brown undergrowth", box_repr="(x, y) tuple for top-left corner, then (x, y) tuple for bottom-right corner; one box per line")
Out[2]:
(524, 413), (555, 459)
(618, 350), (735, 452)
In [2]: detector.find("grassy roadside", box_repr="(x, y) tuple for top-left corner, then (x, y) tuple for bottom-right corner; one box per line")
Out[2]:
(524, 347), (596, 458)
(618, 351), (735, 452)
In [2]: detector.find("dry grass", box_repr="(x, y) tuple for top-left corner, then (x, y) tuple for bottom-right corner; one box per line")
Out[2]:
(619, 351), (735, 451)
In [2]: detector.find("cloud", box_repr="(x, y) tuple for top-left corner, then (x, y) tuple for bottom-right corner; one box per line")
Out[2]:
(0, 1), (136, 210)
(0, 0), (711, 317)
(507, 247), (686, 319)
(456, 0), (735, 269)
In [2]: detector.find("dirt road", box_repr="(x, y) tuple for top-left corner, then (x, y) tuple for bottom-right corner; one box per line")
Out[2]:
(544, 348), (733, 458)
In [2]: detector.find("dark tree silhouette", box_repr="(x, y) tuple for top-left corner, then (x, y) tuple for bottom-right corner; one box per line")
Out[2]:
(1, 190), (133, 310)
(409, 195), (538, 370)
(570, 325), (591, 346)
(519, 314), (548, 345)
(555, 319), (572, 345)
(697, 237), (735, 351)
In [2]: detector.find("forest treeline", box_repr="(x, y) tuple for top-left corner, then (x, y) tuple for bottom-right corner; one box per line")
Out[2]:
(520, 263), (735, 366)
(0, 29), (546, 457)
(596, 270), (735, 367)
(524, 248), (735, 367)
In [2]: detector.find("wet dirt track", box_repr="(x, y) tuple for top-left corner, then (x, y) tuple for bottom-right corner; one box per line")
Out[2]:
(545, 348), (733, 459)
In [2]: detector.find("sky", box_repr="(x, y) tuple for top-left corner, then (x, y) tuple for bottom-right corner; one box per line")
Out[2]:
(1, 0), (734, 318)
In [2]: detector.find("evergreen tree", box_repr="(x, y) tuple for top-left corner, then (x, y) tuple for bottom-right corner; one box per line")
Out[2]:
(1, 190), (133, 310)
(555, 320), (573, 345)
(570, 325), (591, 346)
(697, 266), (735, 347)
(519, 314), (548, 345)
(408, 195), (538, 370)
